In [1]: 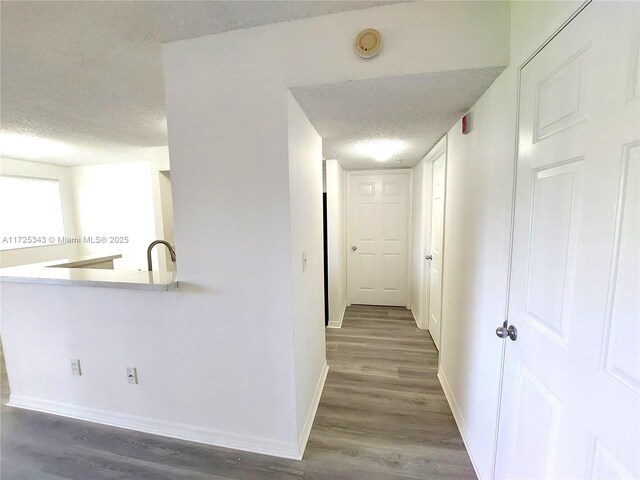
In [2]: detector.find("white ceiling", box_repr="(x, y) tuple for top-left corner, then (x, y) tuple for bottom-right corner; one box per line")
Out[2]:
(0, 0), (400, 166)
(291, 66), (505, 170)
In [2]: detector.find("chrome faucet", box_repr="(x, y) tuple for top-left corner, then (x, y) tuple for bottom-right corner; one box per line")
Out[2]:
(147, 240), (176, 271)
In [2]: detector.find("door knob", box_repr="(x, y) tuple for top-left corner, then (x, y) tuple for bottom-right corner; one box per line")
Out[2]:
(425, 255), (433, 260)
(352, 245), (358, 251)
(496, 324), (518, 341)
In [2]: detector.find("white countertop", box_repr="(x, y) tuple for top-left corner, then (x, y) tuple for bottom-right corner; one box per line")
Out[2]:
(0, 254), (178, 291)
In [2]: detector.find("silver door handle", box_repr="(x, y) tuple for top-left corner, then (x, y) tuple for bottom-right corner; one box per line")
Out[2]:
(496, 324), (518, 341)
(425, 255), (432, 260)
(352, 245), (358, 251)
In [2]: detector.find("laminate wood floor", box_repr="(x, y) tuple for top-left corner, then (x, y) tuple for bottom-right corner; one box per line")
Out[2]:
(1, 305), (476, 479)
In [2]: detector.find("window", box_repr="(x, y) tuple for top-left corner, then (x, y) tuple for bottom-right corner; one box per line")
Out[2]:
(0, 175), (65, 250)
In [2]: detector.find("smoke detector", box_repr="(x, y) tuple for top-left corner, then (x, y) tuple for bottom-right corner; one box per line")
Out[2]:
(354, 28), (382, 59)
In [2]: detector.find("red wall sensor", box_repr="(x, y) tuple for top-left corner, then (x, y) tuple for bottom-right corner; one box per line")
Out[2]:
(462, 114), (471, 135)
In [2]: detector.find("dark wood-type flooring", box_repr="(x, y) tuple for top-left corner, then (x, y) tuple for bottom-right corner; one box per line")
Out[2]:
(1, 305), (475, 479)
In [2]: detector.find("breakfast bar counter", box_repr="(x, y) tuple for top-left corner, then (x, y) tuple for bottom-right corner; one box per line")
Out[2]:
(0, 254), (178, 291)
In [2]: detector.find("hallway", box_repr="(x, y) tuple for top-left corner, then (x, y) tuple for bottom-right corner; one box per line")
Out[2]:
(1, 306), (474, 479)
(307, 305), (475, 478)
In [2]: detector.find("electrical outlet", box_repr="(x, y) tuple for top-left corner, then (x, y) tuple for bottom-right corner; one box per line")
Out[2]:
(126, 367), (138, 384)
(70, 359), (82, 376)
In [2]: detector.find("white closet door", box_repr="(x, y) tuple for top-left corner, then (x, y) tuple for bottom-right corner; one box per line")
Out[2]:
(496, 3), (640, 479)
(428, 154), (445, 349)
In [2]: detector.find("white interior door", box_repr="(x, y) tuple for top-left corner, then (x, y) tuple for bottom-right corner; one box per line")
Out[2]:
(496, 3), (640, 479)
(347, 171), (410, 306)
(428, 154), (445, 349)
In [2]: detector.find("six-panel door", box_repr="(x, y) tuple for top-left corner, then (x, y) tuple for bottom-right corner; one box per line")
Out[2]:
(347, 171), (410, 307)
(496, 2), (640, 478)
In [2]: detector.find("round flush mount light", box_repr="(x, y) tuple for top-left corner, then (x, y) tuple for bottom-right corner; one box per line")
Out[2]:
(354, 28), (382, 59)
(350, 139), (406, 162)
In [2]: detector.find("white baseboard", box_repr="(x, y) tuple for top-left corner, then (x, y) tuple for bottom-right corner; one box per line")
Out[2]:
(297, 362), (329, 458)
(437, 368), (484, 480)
(410, 307), (423, 329)
(8, 394), (300, 460)
(327, 302), (346, 328)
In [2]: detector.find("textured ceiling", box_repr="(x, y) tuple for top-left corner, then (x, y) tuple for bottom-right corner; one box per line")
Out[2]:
(0, 0), (400, 165)
(291, 66), (505, 169)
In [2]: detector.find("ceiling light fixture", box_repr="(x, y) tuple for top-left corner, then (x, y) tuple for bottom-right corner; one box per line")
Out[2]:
(0, 132), (74, 161)
(350, 139), (407, 162)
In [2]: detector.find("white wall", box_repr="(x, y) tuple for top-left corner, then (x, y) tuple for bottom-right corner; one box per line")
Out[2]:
(0, 157), (80, 268)
(325, 160), (346, 328)
(435, 2), (586, 479)
(163, 36), (299, 455)
(438, 69), (517, 480)
(287, 93), (327, 449)
(72, 162), (157, 271)
(510, 1), (585, 63)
